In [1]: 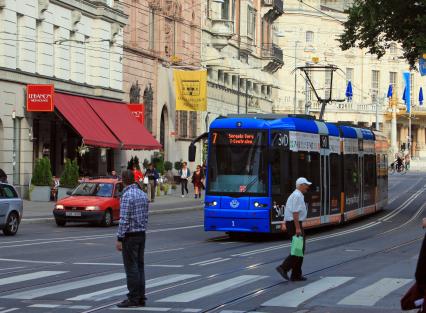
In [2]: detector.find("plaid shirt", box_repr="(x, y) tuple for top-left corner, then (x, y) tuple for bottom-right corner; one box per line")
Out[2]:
(117, 184), (149, 241)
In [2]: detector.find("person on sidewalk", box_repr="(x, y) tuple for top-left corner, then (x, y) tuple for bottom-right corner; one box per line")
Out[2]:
(179, 162), (190, 198)
(191, 165), (205, 199)
(116, 170), (149, 308)
(145, 163), (159, 202)
(132, 165), (144, 188)
(276, 177), (311, 282)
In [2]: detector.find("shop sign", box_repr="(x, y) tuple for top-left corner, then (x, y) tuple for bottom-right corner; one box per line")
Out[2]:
(26, 84), (54, 112)
(128, 103), (144, 125)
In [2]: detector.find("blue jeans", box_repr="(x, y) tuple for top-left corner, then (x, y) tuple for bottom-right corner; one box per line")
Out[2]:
(122, 233), (146, 302)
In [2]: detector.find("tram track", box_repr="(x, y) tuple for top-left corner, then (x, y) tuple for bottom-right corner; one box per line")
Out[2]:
(80, 182), (426, 313)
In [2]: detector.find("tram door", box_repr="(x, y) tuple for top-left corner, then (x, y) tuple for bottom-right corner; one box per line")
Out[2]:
(320, 135), (330, 223)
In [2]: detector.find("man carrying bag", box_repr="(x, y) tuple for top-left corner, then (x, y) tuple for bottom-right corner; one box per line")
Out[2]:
(276, 177), (311, 282)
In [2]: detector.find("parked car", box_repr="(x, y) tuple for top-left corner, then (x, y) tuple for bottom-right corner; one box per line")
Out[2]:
(0, 183), (23, 236)
(53, 178), (123, 227)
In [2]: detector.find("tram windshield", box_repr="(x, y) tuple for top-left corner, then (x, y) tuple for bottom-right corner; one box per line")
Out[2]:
(207, 130), (268, 196)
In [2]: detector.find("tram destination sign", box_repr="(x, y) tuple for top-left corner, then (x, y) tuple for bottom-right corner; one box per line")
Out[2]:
(211, 131), (260, 145)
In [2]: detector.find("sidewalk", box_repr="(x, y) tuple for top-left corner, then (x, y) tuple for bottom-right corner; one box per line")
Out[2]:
(22, 184), (204, 223)
(409, 158), (426, 171)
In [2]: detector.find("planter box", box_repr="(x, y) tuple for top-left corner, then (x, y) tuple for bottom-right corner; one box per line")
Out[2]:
(29, 186), (51, 202)
(57, 187), (73, 200)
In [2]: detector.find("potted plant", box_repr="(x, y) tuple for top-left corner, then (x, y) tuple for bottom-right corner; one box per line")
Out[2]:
(29, 157), (53, 201)
(58, 159), (79, 200)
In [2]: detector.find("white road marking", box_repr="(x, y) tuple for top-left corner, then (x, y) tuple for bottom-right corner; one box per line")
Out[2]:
(146, 248), (184, 254)
(74, 262), (122, 266)
(0, 309), (19, 313)
(0, 271), (67, 286)
(0, 258), (63, 264)
(198, 258), (231, 266)
(263, 277), (354, 307)
(0, 225), (203, 249)
(71, 274), (200, 301)
(189, 258), (222, 266)
(158, 275), (267, 303)
(146, 264), (184, 268)
(0, 267), (25, 272)
(182, 309), (202, 313)
(110, 308), (170, 311)
(2, 273), (125, 300)
(338, 278), (412, 306)
(29, 304), (60, 308)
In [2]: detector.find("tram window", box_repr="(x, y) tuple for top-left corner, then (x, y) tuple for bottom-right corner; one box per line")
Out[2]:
(363, 155), (376, 205)
(309, 153), (320, 191)
(271, 149), (281, 195)
(330, 153), (341, 212)
(343, 154), (359, 210)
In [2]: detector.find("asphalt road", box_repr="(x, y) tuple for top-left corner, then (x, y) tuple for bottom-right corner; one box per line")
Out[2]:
(0, 171), (425, 313)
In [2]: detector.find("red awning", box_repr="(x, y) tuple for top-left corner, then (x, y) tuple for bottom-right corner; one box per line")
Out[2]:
(54, 93), (121, 148)
(86, 98), (162, 150)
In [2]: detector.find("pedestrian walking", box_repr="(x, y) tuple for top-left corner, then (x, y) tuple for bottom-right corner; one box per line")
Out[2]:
(133, 165), (144, 189)
(191, 165), (205, 199)
(144, 163), (159, 202)
(116, 170), (149, 308)
(276, 177), (311, 282)
(179, 162), (190, 198)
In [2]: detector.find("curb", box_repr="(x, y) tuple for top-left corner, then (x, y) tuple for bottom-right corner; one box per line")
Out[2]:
(21, 205), (203, 225)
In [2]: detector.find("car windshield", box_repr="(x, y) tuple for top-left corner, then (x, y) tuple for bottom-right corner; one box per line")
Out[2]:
(207, 130), (268, 196)
(71, 183), (114, 197)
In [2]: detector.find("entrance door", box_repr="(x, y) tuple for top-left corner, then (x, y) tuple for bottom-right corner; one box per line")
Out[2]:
(320, 154), (330, 223)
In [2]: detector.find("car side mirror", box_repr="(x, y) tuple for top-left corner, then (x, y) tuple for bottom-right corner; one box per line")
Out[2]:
(66, 190), (72, 195)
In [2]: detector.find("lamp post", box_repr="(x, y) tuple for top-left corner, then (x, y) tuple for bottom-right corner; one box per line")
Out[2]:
(293, 41), (301, 114)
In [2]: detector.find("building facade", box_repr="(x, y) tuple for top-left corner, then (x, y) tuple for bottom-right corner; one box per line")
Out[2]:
(0, 0), (127, 195)
(201, 0), (284, 127)
(122, 0), (202, 165)
(274, 0), (426, 157)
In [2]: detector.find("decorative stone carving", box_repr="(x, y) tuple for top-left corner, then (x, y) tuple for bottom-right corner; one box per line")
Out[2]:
(38, 0), (49, 20)
(111, 23), (120, 44)
(129, 81), (141, 103)
(71, 10), (81, 31)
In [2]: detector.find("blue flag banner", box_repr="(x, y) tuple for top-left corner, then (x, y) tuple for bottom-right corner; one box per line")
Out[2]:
(345, 81), (353, 100)
(420, 87), (424, 106)
(403, 72), (411, 113)
(387, 84), (393, 98)
(420, 57), (426, 76)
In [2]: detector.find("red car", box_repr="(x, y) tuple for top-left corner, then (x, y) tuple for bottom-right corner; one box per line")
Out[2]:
(53, 178), (123, 227)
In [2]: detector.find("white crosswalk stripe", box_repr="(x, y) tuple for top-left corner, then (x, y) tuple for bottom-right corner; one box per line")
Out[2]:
(0, 271), (67, 286)
(157, 275), (267, 303)
(1, 273), (125, 300)
(263, 276), (354, 307)
(68, 274), (200, 301)
(338, 278), (412, 306)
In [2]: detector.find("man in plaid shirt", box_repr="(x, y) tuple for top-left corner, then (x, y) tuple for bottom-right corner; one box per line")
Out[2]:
(116, 170), (149, 308)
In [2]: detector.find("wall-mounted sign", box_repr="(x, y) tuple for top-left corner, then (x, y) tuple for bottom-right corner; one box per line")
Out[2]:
(127, 103), (144, 125)
(26, 84), (54, 112)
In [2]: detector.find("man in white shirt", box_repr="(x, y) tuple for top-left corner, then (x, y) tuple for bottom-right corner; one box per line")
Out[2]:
(276, 177), (311, 282)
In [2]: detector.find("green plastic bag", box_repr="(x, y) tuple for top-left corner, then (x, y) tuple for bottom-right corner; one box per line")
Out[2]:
(290, 235), (304, 257)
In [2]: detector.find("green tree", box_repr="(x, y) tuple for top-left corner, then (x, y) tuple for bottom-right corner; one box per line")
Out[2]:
(339, 0), (426, 69)
(60, 159), (79, 188)
(174, 161), (182, 171)
(164, 161), (173, 172)
(31, 157), (53, 186)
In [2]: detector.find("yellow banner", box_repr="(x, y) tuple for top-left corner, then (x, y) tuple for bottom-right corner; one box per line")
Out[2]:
(174, 69), (207, 111)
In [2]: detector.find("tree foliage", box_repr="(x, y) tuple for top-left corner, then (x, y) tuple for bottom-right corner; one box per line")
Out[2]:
(31, 157), (53, 186)
(339, 0), (426, 69)
(60, 159), (79, 188)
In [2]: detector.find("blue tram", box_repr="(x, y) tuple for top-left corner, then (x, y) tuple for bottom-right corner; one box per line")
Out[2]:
(193, 115), (389, 234)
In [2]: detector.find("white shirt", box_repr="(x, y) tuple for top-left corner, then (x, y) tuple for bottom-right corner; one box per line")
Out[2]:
(181, 168), (188, 179)
(284, 189), (308, 222)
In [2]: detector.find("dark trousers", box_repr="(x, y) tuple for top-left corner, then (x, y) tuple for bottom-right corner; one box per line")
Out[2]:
(147, 180), (156, 201)
(122, 233), (146, 303)
(280, 221), (306, 279)
(181, 179), (189, 195)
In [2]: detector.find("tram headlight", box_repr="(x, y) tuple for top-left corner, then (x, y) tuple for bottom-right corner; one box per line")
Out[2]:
(254, 202), (260, 207)
(212, 201), (217, 206)
(254, 202), (267, 208)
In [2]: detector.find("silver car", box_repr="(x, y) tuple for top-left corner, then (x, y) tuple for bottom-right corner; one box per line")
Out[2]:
(0, 183), (23, 236)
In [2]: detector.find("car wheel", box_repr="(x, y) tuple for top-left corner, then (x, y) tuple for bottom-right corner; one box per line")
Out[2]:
(55, 219), (66, 227)
(3, 212), (19, 236)
(102, 210), (113, 227)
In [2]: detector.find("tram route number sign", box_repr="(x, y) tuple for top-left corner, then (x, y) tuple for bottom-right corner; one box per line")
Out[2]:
(211, 132), (256, 145)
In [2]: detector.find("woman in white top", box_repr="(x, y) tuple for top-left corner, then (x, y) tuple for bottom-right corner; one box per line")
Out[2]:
(178, 162), (191, 197)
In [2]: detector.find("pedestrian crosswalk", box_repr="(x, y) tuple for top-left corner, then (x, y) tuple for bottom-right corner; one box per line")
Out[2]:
(0, 270), (414, 310)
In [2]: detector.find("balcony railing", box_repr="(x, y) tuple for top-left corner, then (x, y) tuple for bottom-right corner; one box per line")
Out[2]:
(262, 44), (284, 73)
(210, 19), (234, 50)
(263, 0), (284, 21)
